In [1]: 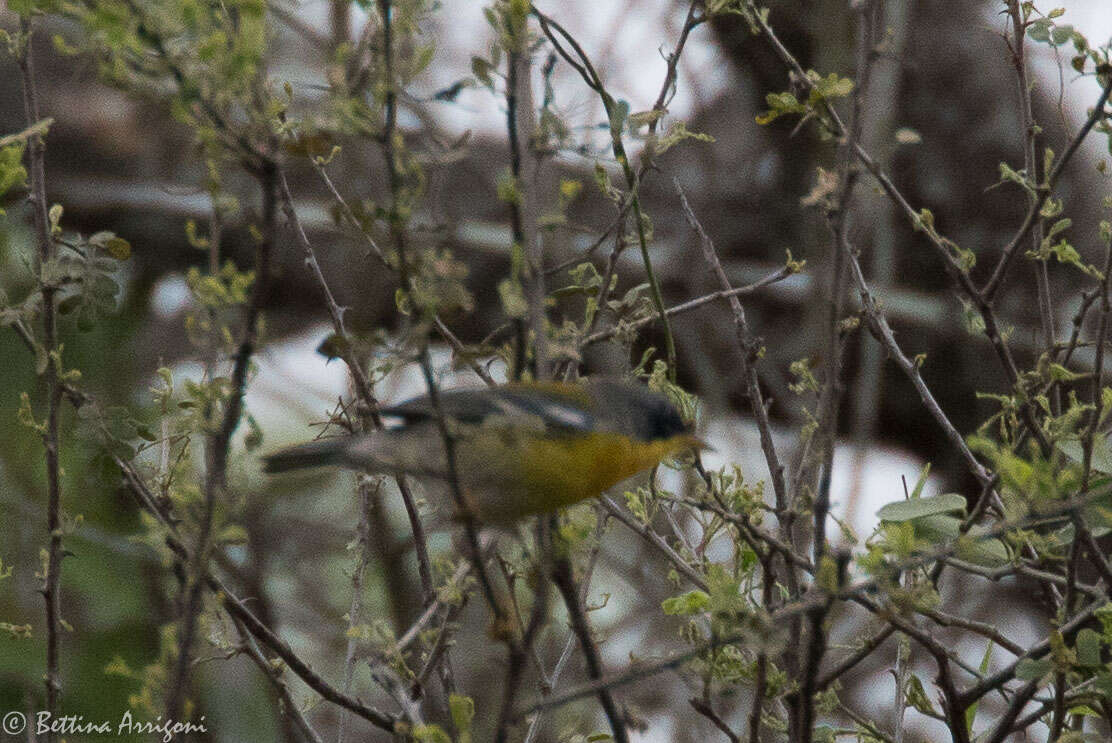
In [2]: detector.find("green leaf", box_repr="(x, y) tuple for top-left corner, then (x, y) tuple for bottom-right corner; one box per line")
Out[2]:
(1050, 24), (1074, 46)
(470, 56), (493, 88)
(0, 143), (28, 199)
(651, 121), (715, 156)
(449, 694), (474, 742)
(956, 523), (1011, 566)
(105, 236), (131, 260)
(412, 724), (451, 743)
(1015, 657), (1052, 680)
(1028, 18), (1052, 42)
(905, 674), (937, 716)
(1076, 628), (1103, 667)
(965, 641), (994, 732)
(1092, 671), (1112, 696)
(910, 462), (931, 499)
(1059, 437), (1112, 474)
(661, 590), (710, 615)
(809, 72), (854, 102)
(877, 493), (966, 522)
(497, 278), (527, 319)
(217, 525), (249, 545)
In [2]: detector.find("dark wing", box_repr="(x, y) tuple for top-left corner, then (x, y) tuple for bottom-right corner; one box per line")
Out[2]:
(378, 383), (598, 434)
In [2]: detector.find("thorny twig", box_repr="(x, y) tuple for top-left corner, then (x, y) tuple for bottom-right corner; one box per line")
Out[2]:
(166, 159), (278, 722)
(533, 6), (680, 378)
(113, 455), (399, 731)
(18, 17), (65, 735)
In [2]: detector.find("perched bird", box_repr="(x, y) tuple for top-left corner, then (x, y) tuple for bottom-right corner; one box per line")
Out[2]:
(263, 378), (702, 524)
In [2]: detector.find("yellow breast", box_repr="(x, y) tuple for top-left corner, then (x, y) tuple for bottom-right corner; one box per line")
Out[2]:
(462, 431), (693, 523)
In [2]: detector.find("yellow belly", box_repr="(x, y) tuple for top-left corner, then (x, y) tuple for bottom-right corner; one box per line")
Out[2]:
(457, 431), (692, 524)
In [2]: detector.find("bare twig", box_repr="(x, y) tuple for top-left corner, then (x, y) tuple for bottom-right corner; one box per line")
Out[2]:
(114, 455), (399, 732)
(842, 240), (994, 488)
(230, 614), (325, 743)
(167, 159), (279, 722)
(600, 496), (708, 590)
(278, 167), (435, 605)
(748, 553), (774, 743)
(18, 18), (64, 734)
(533, 6), (678, 378)
(981, 76), (1112, 300)
(337, 479), (377, 743)
(1006, 1), (1055, 396)
(742, 0), (1066, 452)
(504, 17), (547, 379)
(582, 266), (795, 346)
(551, 555), (630, 743)
(817, 623), (896, 691)
(674, 182), (789, 525)
(375, 0), (503, 642)
(494, 519), (553, 743)
(690, 697), (740, 742)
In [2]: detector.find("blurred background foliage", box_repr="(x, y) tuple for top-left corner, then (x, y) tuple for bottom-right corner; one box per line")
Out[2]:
(1, 0), (1111, 741)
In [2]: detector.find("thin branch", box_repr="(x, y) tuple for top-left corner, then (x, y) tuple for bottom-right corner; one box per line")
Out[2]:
(1080, 223), (1112, 490)
(167, 159), (279, 722)
(957, 598), (1104, 709)
(337, 479), (376, 743)
(114, 455), (399, 732)
(934, 652), (972, 743)
(230, 614), (325, 743)
(582, 266), (795, 346)
(982, 678), (1041, 743)
(521, 515), (606, 742)
(504, 20), (547, 379)
(551, 555), (630, 743)
(375, 0), (503, 630)
(842, 239), (995, 489)
(915, 608), (1024, 657)
(307, 158), (493, 386)
(1006, 1), (1055, 394)
(981, 76), (1112, 300)
(19, 17), (64, 733)
(516, 485), (1112, 720)
(816, 624), (895, 691)
(748, 553), (775, 743)
(278, 168), (377, 408)
(690, 697), (740, 743)
(494, 520), (553, 743)
(742, 0), (1063, 452)
(278, 167), (435, 604)
(674, 181), (789, 525)
(533, 6), (678, 378)
(600, 496), (708, 591)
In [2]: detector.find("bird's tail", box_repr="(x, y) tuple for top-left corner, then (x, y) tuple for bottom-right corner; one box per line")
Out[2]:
(262, 437), (350, 473)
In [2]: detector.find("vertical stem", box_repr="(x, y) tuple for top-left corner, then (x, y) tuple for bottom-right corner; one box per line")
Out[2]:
(551, 556), (630, 743)
(893, 636), (910, 743)
(366, 0), (441, 625)
(530, 9), (677, 379)
(376, 0), (503, 647)
(494, 519), (552, 743)
(337, 478), (376, 743)
(19, 19), (63, 736)
(1081, 224), (1112, 489)
(747, 554), (774, 743)
(506, 33), (547, 379)
(1007, 0), (1057, 413)
(166, 160), (278, 721)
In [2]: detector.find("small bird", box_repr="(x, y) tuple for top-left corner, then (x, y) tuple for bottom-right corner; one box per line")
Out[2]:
(263, 378), (702, 524)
